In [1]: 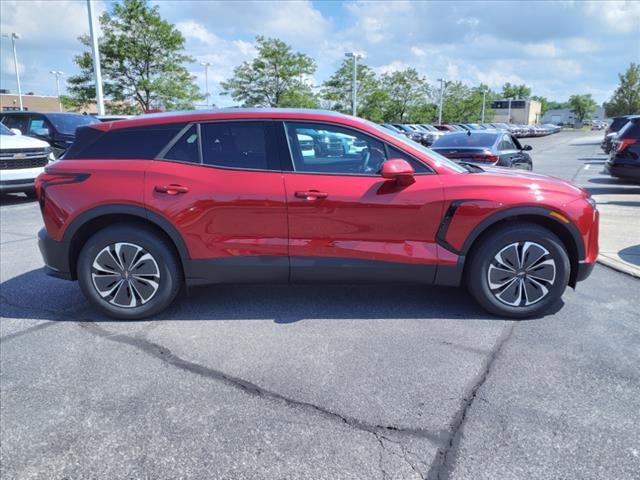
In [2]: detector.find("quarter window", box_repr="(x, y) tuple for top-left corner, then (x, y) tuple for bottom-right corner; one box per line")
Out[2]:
(200, 121), (274, 170)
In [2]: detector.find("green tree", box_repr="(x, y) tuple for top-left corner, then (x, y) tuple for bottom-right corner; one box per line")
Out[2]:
(438, 82), (496, 123)
(321, 58), (382, 118)
(380, 68), (431, 122)
(66, 0), (200, 112)
(221, 36), (316, 107)
(501, 82), (531, 99)
(568, 94), (598, 124)
(604, 63), (640, 117)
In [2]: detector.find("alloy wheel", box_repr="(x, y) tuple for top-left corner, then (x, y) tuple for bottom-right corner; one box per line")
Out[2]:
(487, 241), (556, 307)
(91, 242), (160, 308)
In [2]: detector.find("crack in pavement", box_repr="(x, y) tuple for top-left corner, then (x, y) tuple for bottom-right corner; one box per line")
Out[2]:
(77, 321), (447, 462)
(376, 432), (427, 479)
(426, 322), (516, 480)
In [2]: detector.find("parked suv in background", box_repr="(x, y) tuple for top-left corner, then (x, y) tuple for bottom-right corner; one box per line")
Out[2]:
(605, 115), (640, 180)
(0, 111), (100, 158)
(602, 115), (634, 154)
(0, 123), (54, 197)
(36, 109), (598, 320)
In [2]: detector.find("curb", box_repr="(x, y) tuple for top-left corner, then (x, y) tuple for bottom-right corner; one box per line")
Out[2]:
(596, 255), (640, 279)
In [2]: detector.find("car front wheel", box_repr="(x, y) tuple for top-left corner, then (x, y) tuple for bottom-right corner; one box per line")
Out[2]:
(77, 224), (182, 319)
(466, 223), (570, 319)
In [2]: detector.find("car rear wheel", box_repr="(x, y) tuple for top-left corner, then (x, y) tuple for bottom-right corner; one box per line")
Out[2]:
(466, 223), (570, 319)
(77, 224), (182, 319)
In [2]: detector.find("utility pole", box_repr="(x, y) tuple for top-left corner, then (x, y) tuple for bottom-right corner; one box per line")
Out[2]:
(507, 98), (512, 123)
(50, 71), (64, 112)
(481, 89), (487, 124)
(437, 78), (445, 124)
(345, 52), (363, 116)
(2, 33), (23, 110)
(87, 0), (105, 115)
(200, 62), (211, 107)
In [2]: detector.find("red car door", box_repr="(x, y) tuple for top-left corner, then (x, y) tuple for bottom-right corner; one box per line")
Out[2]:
(280, 121), (445, 282)
(145, 121), (289, 284)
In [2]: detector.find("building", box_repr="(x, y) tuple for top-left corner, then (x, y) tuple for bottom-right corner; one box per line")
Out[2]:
(491, 99), (542, 125)
(0, 92), (97, 114)
(541, 106), (607, 125)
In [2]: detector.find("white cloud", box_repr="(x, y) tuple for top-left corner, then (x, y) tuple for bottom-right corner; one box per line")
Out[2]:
(584, 0), (640, 33)
(523, 42), (558, 58)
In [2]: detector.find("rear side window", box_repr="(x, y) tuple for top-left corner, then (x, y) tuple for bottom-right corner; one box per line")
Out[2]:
(64, 123), (185, 159)
(200, 121), (276, 170)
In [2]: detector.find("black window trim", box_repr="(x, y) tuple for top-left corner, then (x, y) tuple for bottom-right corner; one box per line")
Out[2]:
(280, 119), (435, 177)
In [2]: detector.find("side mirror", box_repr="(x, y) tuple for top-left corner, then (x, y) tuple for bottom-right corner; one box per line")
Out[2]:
(10, 128), (22, 136)
(381, 158), (415, 185)
(33, 128), (51, 139)
(522, 144), (532, 151)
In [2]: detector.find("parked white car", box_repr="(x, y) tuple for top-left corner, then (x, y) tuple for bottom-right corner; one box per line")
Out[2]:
(0, 123), (54, 197)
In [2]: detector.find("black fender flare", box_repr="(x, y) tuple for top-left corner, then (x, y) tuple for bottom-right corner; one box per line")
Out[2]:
(436, 202), (585, 260)
(458, 205), (585, 260)
(63, 204), (190, 260)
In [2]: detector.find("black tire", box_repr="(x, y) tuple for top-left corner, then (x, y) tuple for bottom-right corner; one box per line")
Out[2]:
(465, 222), (570, 319)
(77, 224), (182, 320)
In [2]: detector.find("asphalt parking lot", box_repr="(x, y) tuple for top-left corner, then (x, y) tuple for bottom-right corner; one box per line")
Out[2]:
(1, 131), (639, 479)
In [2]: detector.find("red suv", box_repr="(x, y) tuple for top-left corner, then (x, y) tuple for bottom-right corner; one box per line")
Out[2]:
(36, 109), (598, 319)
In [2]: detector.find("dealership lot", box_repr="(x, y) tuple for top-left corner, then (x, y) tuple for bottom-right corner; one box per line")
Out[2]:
(1, 131), (639, 479)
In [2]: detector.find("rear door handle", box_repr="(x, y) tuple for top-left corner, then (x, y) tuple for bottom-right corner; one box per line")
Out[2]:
(294, 190), (328, 200)
(155, 184), (189, 195)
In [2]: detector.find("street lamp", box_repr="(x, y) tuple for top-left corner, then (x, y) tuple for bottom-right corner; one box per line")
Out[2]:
(200, 62), (212, 107)
(481, 88), (488, 124)
(49, 70), (64, 112)
(86, 0), (105, 115)
(2, 32), (23, 110)
(345, 52), (363, 116)
(437, 78), (446, 125)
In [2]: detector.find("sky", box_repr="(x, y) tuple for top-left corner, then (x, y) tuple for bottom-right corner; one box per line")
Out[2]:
(1, 0), (639, 108)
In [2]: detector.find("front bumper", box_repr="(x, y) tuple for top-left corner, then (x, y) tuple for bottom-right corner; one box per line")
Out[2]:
(0, 178), (36, 193)
(576, 260), (596, 283)
(38, 228), (73, 280)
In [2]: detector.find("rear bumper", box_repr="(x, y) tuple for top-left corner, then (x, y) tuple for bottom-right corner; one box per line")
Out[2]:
(38, 228), (73, 280)
(604, 161), (640, 180)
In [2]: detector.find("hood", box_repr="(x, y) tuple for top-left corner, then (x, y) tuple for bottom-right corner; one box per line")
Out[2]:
(0, 134), (50, 150)
(479, 166), (588, 199)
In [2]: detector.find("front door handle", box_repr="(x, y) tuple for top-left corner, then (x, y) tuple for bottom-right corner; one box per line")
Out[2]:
(294, 190), (328, 200)
(155, 184), (189, 195)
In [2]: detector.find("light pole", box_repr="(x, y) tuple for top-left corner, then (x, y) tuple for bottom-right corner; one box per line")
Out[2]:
(2, 33), (23, 110)
(437, 78), (446, 125)
(200, 62), (211, 107)
(87, 0), (105, 115)
(345, 52), (363, 116)
(49, 70), (64, 112)
(507, 98), (513, 123)
(481, 89), (487, 124)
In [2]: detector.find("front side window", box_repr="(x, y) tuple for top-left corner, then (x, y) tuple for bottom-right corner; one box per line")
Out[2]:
(200, 121), (274, 170)
(285, 122), (387, 175)
(163, 125), (199, 164)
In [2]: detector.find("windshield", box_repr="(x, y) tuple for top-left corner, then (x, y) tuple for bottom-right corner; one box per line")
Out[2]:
(432, 132), (498, 148)
(0, 123), (13, 135)
(362, 119), (467, 173)
(46, 113), (100, 135)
